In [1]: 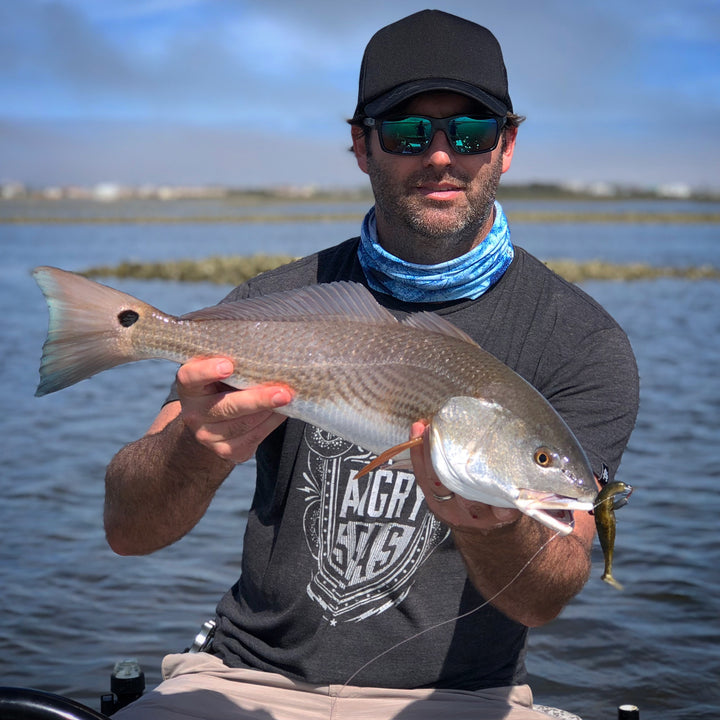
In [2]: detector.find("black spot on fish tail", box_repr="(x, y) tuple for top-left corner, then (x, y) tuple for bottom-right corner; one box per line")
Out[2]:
(118, 309), (140, 327)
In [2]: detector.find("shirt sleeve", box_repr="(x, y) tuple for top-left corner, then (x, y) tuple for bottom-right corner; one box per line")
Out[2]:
(541, 323), (639, 483)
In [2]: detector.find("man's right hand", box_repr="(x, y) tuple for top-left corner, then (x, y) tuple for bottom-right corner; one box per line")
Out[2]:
(104, 357), (293, 555)
(174, 357), (293, 464)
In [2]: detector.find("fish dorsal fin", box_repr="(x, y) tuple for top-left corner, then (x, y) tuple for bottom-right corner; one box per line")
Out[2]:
(401, 311), (478, 345)
(181, 281), (399, 325)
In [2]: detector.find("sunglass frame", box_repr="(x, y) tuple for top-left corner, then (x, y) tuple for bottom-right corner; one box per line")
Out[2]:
(363, 114), (506, 156)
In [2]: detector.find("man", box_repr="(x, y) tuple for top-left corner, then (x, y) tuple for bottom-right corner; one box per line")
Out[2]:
(108, 10), (638, 720)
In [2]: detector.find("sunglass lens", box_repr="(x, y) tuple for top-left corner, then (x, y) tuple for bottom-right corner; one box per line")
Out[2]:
(376, 116), (501, 155)
(450, 118), (499, 154)
(380, 118), (432, 154)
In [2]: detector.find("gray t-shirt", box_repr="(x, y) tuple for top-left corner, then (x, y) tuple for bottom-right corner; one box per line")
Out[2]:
(199, 239), (638, 690)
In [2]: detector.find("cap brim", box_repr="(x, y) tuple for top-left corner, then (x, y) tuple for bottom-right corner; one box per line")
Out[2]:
(361, 78), (510, 118)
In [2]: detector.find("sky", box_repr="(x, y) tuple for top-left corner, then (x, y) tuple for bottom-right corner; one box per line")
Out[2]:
(1, 0), (719, 191)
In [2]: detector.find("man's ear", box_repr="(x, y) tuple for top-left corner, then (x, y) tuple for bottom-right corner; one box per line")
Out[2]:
(501, 127), (518, 174)
(351, 125), (369, 175)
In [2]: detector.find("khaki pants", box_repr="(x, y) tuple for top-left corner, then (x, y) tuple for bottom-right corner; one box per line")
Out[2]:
(112, 652), (565, 720)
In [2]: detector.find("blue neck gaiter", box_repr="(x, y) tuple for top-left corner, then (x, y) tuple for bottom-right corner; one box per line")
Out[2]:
(358, 201), (514, 302)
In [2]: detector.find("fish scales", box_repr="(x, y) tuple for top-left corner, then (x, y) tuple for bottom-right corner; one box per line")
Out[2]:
(134, 313), (505, 453)
(33, 266), (498, 446)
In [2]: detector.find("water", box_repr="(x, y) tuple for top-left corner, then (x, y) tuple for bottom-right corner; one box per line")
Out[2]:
(1, 200), (719, 719)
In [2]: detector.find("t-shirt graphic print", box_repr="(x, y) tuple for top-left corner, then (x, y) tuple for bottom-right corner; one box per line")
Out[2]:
(299, 425), (449, 623)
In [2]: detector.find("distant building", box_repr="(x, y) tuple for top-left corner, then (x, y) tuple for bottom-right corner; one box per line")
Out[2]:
(656, 183), (692, 199)
(0, 181), (27, 199)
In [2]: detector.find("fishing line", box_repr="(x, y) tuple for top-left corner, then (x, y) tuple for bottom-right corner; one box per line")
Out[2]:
(328, 521), (570, 716)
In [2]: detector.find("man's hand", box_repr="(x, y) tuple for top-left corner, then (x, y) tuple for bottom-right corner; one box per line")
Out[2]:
(104, 357), (294, 555)
(409, 421), (521, 532)
(175, 357), (293, 464)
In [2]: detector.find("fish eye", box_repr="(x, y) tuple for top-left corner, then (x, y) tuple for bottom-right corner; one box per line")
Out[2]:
(534, 448), (554, 467)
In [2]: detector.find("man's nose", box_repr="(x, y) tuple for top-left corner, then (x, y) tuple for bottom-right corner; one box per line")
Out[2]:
(423, 130), (454, 168)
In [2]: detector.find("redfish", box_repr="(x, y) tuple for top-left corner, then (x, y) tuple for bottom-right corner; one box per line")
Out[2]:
(34, 266), (597, 535)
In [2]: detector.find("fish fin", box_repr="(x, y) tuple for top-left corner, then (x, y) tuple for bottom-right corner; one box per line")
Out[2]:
(355, 437), (424, 479)
(401, 312), (478, 345)
(182, 282), (398, 325)
(33, 266), (161, 396)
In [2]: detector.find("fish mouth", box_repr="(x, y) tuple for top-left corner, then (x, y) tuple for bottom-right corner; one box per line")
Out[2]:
(514, 489), (595, 536)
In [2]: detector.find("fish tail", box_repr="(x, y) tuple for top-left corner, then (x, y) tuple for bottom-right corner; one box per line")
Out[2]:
(33, 267), (160, 396)
(601, 572), (623, 591)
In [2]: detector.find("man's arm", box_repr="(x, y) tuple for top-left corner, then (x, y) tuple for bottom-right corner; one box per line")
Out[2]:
(104, 357), (292, 556)
(410, 422), (595, 627)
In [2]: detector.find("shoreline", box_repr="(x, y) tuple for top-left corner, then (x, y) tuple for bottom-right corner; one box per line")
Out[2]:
(4, 211), (720, 225)
(82, 255), (720, 285)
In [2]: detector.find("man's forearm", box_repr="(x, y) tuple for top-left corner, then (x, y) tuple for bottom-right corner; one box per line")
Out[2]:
(452, 511), (594, 627)
(104, 415), (235, 556)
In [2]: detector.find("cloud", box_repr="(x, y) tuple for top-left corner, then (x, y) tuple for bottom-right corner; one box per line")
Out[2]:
(0, 118), (361, 188)
(1, 0), (719, 188)
(0, 0), (363, 124)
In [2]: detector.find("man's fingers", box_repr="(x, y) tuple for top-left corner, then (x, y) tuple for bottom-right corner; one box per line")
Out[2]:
(410, 421), (427, 440)
(176, 357), (293, 419)
(174, 357), (294, 464)
(195, 407), (284, 445)
(202, 412), (289, 464)
(176, 357), (234, 396)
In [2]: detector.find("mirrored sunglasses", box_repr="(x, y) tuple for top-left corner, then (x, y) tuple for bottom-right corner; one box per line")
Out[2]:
(364, 115), (505, 155)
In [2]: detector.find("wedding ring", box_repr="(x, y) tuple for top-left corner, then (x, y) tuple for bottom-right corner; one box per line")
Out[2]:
(432, 491), (455, 502)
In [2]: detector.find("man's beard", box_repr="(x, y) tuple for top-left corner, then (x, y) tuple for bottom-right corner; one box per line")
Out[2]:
(366, 152), (504, 259)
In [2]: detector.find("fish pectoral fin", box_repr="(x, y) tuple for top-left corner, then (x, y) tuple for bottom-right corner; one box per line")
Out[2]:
(355, 437), (424, 479)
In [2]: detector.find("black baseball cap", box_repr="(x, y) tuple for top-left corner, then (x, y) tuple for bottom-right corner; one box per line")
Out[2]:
(353, 10), (512, 120)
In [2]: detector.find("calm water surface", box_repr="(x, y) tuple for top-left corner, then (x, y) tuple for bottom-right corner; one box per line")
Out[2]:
(1, 201), (718, 719)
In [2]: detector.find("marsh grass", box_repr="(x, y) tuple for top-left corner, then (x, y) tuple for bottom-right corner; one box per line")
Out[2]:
(83, 255), (720, 285)
(84, 255), (298, 285)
